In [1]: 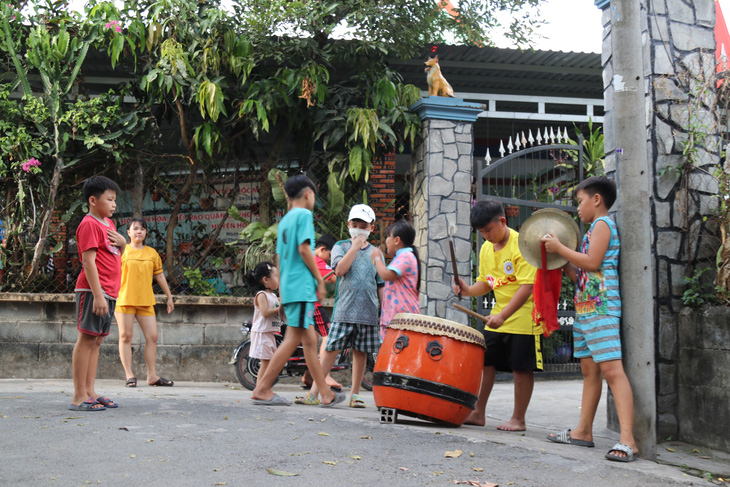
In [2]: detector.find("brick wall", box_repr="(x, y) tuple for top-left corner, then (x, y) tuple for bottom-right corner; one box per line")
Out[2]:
(370, 152), (396, 240)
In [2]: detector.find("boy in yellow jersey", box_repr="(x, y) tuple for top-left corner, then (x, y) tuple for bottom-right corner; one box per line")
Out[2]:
(453, 199), (541, 431)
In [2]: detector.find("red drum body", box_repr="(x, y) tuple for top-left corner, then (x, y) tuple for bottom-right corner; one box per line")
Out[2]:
(373, 314), (486, 426)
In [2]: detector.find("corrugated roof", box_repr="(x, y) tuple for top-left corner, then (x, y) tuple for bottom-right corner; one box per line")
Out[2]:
(391, 45), (603, 100)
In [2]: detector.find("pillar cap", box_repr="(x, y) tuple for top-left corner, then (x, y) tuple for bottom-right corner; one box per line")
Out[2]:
(409, 96), (484, 122)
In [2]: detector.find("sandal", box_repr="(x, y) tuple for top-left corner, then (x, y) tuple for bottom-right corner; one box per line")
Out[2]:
(348, 394), (366, 408)
(149, 377), (174, 387)
(125, 377), (137, 388)
(294, 393), (321, 405)
(96, 396), (118, 408)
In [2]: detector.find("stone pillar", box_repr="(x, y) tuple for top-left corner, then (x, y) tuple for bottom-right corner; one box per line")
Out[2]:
(409, 97), (482, 325)
(599, 0), (721, 447)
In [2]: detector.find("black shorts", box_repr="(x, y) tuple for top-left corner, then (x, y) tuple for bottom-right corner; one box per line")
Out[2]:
(482, 331), (543, 372)
(314, 305), (330, 337)
(75, 291), (115, 337)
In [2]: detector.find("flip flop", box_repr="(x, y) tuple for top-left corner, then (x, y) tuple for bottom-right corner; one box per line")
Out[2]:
(320, 391), (346, 408)
(546, 429), (594, 448)
(68, 398), (106, 411)
(149, 377), (174, 387)
(294, 393), (321, 405)
(252, 393), (292, 406)
(96, 396), (118, 408)
(125, 377), (137, 388)
(348, 394), (366, 408)
(605, 443), (638, 462)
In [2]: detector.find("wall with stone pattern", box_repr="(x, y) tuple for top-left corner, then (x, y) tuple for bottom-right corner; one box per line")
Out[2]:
(411, 117), (475, 325)
(677, 307), (730, 452)
(600, 0), (722, 441)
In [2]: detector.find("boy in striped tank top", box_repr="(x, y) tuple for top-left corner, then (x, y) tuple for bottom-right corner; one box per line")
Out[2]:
(540, 176), (639, 463)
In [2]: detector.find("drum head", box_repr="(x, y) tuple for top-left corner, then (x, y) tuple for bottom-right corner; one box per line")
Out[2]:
(389, 314), (486, 349)
(518, 208), (580, 270)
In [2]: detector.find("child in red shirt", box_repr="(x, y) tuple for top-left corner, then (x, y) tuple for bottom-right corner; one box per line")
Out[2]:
(69, 176), (126, 411)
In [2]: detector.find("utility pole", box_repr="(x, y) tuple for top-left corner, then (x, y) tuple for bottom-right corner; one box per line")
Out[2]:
(610, 0), (657, 459)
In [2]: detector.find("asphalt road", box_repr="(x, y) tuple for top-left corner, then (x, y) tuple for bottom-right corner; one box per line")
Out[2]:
(0, 379), (710, 486)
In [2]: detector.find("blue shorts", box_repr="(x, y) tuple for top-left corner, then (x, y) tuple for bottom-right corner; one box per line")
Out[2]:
(282, 302), (315, 329)
(574, 314), (622, 363)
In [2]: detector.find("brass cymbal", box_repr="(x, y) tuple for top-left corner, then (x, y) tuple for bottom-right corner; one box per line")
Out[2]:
(518, 208), (580, 270)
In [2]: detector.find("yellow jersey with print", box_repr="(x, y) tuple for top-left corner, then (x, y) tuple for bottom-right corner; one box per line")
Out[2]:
(476, 228), (539, 335)
(117, 245), (163, 307)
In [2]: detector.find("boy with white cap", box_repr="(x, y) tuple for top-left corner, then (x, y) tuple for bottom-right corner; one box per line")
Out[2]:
(299, 204), (384, 408)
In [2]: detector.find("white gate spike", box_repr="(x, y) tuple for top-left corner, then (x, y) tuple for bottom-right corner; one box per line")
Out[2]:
(563, 127), (569, 142)
(528, 129), (534, 146)
(536, 130), (542, 145)
(543, 127), (549, 144)
(521, 131), (527, 148)
(515, 134), (521, 151)
(507, 136), (513, 154)
(499, 140), (505, 158)
(549, 127), (555, 144)
(485, 148), (491, 165)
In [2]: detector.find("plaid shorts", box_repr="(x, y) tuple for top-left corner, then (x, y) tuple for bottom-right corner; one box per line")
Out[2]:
(325, 322), (381, 353)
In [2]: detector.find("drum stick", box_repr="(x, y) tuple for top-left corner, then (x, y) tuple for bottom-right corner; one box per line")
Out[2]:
(452, 303), (489, 324)
(322, 270), (335, 281)
(448, 223), (462, 300)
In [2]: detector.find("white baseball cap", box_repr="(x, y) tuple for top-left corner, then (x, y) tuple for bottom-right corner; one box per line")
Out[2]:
(348, 204), (376, 223)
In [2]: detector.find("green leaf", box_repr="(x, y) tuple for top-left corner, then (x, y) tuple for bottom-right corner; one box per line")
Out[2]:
(349, 146), (362, 181)
(268, 169), (288, 204)
(266, 469), (298, 477)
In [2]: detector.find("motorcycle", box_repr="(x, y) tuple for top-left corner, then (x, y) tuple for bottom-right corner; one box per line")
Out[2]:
(229, 321), (375, 391)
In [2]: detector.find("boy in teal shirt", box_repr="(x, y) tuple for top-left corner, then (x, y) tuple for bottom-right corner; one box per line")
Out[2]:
(251, 174), (345, 407)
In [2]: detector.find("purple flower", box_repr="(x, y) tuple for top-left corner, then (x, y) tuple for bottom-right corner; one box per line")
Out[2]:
(21, 157), (41, 173)
(105, 20), (122, 33)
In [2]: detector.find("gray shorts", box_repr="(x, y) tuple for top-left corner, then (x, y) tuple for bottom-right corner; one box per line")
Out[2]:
(75, 291), (115, 337)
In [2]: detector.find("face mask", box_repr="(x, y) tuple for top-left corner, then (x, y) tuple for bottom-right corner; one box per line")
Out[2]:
(349, 228), (370, 240)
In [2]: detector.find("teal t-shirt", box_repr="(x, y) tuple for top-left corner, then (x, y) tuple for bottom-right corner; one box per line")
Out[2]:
(276, 207), (316, 304)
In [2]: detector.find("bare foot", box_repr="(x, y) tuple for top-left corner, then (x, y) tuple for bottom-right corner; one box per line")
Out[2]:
(325, 375), (343, 389)
(497, 419), (526, 431)
(463, 410), (486, 426)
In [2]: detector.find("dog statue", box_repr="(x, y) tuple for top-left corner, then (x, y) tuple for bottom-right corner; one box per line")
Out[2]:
(424, 55), (455, 97)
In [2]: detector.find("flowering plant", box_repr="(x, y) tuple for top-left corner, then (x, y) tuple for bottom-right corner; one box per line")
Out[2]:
(21, 158), (41, 173)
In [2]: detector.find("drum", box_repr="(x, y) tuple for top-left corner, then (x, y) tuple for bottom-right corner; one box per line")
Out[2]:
(372, 313), (486, 426)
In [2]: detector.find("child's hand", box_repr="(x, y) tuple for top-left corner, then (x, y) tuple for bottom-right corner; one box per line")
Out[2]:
(166, 296), (174, 314)
(350, 234), (367, 250)
(540, 233), (562, 253)
(371, 248), (382, 262)
(452, 276), (465, 296)
(316, 279), (326, 303)
(92, 295), (109, 317)
(486, 312), (505, 329)
(107, 229), (126, 248)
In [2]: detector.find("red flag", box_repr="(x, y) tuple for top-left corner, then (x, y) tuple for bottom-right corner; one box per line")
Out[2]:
(532, 243), (562, 337)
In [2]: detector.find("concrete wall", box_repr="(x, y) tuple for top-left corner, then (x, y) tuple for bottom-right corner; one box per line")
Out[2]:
(677, 307), (730, 452)
(0, 293), (337, 383)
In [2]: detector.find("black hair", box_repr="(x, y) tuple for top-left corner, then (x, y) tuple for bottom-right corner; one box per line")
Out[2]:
(575, 176), (617, 209)
(386, 220), (421, 292)
(283, 174), (316, 200)
(127, 217), (147, 242)
(470, 199), (504, 229)
(315, 234), (336, 251)
(82, 175), (121, 202)
(245, 261), (275, 294)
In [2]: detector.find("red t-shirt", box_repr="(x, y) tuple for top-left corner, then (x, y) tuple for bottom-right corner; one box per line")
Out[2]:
(74, 215), (122, 299)
(314, 255), (334, 307)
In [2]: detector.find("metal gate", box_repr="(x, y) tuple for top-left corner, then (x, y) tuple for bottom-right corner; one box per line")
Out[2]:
(477, 129), (584, 376)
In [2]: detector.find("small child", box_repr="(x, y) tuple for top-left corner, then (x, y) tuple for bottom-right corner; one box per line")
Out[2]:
(301, 235), (342, 391)
(304, 204), (383, 409)
(245, 262), (282, 385)
(541, 176), (639, 462)
(70, 175), (126, 411)
(370, 220), (420, 339)
(250, 174), (344, 407)
(452, 199), (540, 431)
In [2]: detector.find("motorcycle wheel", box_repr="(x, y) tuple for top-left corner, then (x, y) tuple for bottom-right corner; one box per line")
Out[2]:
(234, 340), (280, 391)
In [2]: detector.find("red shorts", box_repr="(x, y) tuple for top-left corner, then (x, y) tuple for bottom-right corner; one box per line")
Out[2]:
(313, 305), (330, 337)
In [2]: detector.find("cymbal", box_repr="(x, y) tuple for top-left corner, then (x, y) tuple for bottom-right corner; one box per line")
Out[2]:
(518, 208), (580, 270)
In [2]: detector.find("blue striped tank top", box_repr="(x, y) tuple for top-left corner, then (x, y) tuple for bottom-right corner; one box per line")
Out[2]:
(575, 216), (621, 318)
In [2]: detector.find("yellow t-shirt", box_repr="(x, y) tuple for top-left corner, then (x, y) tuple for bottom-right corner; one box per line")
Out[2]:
(117, 246), (163, 307)
(476, 229), (539, 335)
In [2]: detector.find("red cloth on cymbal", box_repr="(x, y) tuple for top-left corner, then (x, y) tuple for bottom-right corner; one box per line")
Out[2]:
(532, 242), (562, 337)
